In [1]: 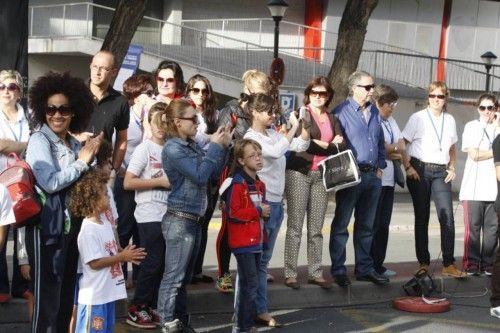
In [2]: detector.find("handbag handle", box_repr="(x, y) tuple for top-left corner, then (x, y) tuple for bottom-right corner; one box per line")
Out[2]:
(6, 153), (21, 168)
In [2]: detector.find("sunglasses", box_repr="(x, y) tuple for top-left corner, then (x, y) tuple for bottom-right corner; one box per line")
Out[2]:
(190, 88), (208, 95)
(178, 115), (199, 125)
(46, 104), (72, 117)
(428, 94), (446, 99)
(157, 76), (175, 83)
(310, 90), (328, 98)
(357, 84), (375, 91)
(0, 83), (20, 92)
(479, 105), (495, 111)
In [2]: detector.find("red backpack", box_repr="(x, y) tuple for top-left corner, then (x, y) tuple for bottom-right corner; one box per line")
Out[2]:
(0, 153), (41, 226)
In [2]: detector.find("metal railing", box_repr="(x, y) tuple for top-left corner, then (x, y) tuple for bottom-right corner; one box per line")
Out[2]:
(181, 18), (424, 59)
(28, 2), (499, 93)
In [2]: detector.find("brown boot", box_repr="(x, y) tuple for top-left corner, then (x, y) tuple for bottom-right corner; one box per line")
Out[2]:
(442, 264), (465, 278)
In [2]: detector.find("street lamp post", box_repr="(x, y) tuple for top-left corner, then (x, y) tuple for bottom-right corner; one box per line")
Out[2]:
(481, 51), (497, 92)
(267, 0), (289, 59)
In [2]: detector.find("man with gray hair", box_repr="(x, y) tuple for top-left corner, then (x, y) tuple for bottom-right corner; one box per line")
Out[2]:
(329, 71), (388, 286)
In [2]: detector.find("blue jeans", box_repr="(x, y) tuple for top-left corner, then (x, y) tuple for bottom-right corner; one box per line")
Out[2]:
(157, 213), (201, 325)
(329, 171), (382, 276)
(407, 159), (455, 266)
(132, 222), (165, 308)
(256, 201), (283, 315)
(233, 252), (260, 333)
(371, 186), (395, 274)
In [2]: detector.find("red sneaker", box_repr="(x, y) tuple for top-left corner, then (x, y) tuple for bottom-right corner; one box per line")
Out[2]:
(126, 304), (156, 329)
(148, 307), (161, 326)
(0, 293), (11, 303)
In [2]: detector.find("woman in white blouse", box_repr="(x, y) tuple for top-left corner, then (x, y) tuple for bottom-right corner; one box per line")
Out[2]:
(0, 70), (30, 303)
(459, 93), (499, 276)
(402, 81), (463, 278)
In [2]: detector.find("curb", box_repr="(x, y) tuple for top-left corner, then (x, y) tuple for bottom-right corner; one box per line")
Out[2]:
(0, 275), (490, 324)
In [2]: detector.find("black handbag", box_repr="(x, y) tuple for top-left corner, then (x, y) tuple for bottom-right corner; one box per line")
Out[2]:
(393, 159), (405, 188)
(318, 149), (361, 192)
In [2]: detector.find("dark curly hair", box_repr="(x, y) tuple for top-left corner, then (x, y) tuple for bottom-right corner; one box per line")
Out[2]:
(69, 168), (109, 218)
(28, 71), (94, 133)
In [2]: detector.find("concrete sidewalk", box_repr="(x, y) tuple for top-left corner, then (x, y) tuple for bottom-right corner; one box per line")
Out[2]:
(1, 193), (493, 327)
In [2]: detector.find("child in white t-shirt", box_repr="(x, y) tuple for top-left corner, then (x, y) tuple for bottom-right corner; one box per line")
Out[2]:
(69, 169), (146, 333)
(124, 102), (170, 328)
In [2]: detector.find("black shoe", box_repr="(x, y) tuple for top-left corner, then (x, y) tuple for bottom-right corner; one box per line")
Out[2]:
(356, 271), (389, 285)
(333, 274), (351, 287)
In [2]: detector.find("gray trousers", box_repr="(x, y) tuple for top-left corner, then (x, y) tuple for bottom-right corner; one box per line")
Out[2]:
(462, 200), (499, 270)
(284, 169), (328, 279)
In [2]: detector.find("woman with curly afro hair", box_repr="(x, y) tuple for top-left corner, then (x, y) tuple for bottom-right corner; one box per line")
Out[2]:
(23, 71), (103, 333)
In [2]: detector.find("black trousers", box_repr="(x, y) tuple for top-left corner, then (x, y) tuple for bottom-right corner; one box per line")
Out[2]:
(26, 218), (81, 333)
(407, 159), (455, 266)
(371, 186), (395, 274)
(491, 213), (500, 307)
(193, 178), (219, 276)
(131, 222), (165, 308)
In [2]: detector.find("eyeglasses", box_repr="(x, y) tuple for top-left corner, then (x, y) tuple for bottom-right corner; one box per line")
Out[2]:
(390, 102), (398, 108)
(157, 76), (175, 83)
(141, 90), (155, 97)
(46, 104), (72, 117)
(310, 90), (328, 98)
(357, 84), (375, 91)
(243, 153), (263, 160)
(428, 94), (446, 99)
(190, 88), (208, 95)
(90, 64), (112, 73)
(177, 115), (199, 124)
(479, 105), (495, 111)
(0, 83), (20, 92)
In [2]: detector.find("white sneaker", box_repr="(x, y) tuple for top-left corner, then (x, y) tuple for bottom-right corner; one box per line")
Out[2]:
(491, 306), (500, 319)
(162, 318), (181, 333)
(383, 269), (397, 277)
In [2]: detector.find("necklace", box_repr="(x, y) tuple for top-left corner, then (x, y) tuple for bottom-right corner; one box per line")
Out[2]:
(426, 108), (444, 151)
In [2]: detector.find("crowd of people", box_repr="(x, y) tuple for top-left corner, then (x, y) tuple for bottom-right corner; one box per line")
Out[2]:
(0, 51), (499, 333)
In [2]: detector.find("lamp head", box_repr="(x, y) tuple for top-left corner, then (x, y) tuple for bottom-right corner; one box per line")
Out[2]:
(481, 51), (498, 66)
(267, 0), (289, 18)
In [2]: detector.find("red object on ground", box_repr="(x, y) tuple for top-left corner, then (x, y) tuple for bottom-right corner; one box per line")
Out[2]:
(393, 296), (450, 313)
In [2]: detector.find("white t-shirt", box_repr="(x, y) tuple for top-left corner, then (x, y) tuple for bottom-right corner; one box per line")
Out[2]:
(127, 140), (168, 223)
(380, 116), (403, 187)
(122, 108), (145, 169)
(0, 104), (30, 171)
(402, 109), (458, 164)
(459, 119), (498, 201)
(77, 217), (127, 305)
(77, 185), (118, 275)
(244, 128), (309, 202)
(0, 184), (15, 226)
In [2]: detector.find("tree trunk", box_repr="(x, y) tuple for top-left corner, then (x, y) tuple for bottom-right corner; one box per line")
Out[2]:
(101, 0), (148, 70)
(328, 0), (379, 107)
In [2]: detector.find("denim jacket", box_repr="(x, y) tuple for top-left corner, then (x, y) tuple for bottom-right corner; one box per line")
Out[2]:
(162, 137), (227, 216)
(26, 124), (88, 194)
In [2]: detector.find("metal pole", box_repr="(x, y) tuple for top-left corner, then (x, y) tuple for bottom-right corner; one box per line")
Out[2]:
(486, 65), (492, 92)
(273, 17), (281, 59)
(62, 5), (66, 35)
